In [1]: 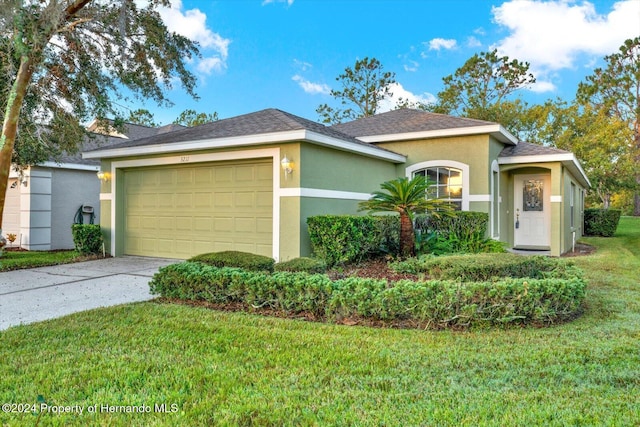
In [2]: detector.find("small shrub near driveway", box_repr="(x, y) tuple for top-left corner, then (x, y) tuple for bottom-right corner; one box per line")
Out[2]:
(274, 257), (327, 274)
(71, 224), (103, 255)
(189, 251), (275, 272)
(150, 260), (586, 328)
(392, 253), (582, 281)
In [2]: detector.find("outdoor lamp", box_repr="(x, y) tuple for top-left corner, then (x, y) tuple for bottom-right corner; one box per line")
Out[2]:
(96, 170), (111, 182)
(281, 156), (294, 176)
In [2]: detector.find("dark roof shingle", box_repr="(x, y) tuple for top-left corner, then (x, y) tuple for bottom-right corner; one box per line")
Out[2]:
(499, 141), (569, 158)
(332, 108), (497, 137)
(85, 108), (372, 152)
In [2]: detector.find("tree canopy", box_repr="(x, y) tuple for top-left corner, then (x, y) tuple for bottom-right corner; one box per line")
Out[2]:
(0, 0), (201, 229)
(317, 57), (396, 124)
(577, 37), (640, 215)
(173, 109), (219, 127)
(431, 49), (535, 135)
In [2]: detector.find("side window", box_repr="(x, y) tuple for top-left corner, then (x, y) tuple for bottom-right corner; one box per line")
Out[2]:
(414, 166), (463, 210)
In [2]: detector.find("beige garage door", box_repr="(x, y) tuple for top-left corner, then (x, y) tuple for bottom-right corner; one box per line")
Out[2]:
(123, 159), (273, 259)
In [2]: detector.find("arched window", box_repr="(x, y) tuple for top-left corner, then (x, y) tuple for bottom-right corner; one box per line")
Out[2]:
(413, 167), (463, 210)
(406, 160), (469, 211)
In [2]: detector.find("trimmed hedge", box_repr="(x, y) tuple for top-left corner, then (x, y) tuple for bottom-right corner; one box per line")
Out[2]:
(275, 257), (327, 274)
(391, 253), (581, 282)
(584, 208), (621, 237)
(189, 251), (275, 272)
(71, 224), (104, 255)
(150, 261), (586, 328)
(307, 215), (380, 266)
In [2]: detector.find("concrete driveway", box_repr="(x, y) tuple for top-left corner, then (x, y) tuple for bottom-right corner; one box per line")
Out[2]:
(0, 256), (178, 331)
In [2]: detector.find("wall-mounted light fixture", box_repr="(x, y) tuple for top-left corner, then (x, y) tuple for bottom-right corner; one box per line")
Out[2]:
(280, 156), (294, 179)
(96, 170), (111, 182)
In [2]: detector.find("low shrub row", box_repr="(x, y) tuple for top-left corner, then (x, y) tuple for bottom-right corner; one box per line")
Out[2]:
(150, 262), (586, 328)
(391, 253), (581, 282)
(189, 251), (275, 272)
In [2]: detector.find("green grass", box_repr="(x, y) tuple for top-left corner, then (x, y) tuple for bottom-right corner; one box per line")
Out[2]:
(0, 250), (84, 272)
(1, 218), (638, 426)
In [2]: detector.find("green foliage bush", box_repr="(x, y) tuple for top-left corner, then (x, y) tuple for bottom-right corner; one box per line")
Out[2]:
(150, 259), (586, 328)
(391, 253), (580, 282)
(71, 224), (103, 255)
(414, 211), (502, 254)
(584, 208), (621, 237)
(189, 251), (275, 272)
(307, 215), (380, 266)
(274, 257), (327, 274)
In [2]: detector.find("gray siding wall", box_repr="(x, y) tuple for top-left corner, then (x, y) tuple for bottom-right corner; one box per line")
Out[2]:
(51, 168), (101, 250)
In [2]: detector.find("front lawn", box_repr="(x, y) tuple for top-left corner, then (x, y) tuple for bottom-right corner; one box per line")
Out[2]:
(0, 217), (638, 426)
(0, 250), (85, 272)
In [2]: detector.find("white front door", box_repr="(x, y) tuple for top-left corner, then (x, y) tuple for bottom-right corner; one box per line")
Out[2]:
(514, 174), (551, 249)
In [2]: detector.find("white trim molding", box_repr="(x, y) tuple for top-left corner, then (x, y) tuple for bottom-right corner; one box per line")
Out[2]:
(498, 153), (590, 188)
(109, 148), (281, 261)
(40, 161), (100, 172)
(358, 124), (518, 145)
(406, 160), (470, 211)
(84, 129), (406, 164)
(280, 188), (371, 201)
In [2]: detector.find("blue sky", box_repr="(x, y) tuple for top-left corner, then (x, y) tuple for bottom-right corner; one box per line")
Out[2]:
(134, 0), (640, 126)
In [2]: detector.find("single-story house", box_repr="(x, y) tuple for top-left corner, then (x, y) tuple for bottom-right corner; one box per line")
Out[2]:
(83, 108), (590, 260)
(3, 120), (183, 250)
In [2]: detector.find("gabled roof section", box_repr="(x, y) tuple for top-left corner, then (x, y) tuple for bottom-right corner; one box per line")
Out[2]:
(83, 108), (406, 163)
(498, 141), (590, 188)
(332, 108), (518, 145)
(499, 140), (569, 157)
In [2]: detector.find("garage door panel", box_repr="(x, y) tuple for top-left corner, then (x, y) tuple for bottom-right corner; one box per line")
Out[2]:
(123, 159), (272, 259)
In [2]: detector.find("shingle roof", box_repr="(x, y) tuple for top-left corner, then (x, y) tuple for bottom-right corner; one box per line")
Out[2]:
(499, 141), (569, 158)
(57, 122), (184, 165)
(332, 108), (497, 137)
(86, 108), (370, 153)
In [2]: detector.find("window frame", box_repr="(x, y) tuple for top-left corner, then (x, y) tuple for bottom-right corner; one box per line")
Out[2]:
(406, 160), (470, 211)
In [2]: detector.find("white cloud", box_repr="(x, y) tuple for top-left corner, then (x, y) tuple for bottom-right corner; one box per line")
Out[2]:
(293, 59), (313, 71)
(156, 0), (231, 73)
(377, 82), (437, 113)
(404, 60), (420, 72)
(529, 78), (557, 93)
(466, 36), (482, 48)
(262, 0), (295, 6)
(428, 38), (457, 51)
(197, 57), (224, 74)
(492, 0), (640, 71)
(292, 75), (331, 95)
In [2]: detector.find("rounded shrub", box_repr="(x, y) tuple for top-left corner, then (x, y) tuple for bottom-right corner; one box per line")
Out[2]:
(274, 257), (327, 274)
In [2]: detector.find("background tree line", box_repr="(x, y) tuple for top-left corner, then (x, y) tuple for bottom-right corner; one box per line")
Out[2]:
(317, 39), (640, 215)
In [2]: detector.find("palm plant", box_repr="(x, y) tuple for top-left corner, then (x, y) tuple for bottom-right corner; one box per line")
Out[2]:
(359, 175), (449, 257)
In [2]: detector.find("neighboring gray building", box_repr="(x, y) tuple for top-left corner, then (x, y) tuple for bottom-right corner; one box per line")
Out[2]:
(3, 120), (184, 250)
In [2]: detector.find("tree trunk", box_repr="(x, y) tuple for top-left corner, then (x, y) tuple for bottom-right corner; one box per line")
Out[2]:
(0, 57), (37, 228)
(399, 211), (415, 257)
(634, 129), (640, 216)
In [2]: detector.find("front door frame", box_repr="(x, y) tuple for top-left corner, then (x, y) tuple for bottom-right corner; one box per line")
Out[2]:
(513, 173), (551, 249)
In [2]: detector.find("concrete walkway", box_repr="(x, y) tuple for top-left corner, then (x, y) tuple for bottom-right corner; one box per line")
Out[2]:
(0, 256), (178, 331)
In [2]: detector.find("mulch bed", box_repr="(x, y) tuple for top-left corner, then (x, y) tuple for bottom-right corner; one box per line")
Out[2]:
(327, 257), (421, 282)
(561, 243), (596, 257)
